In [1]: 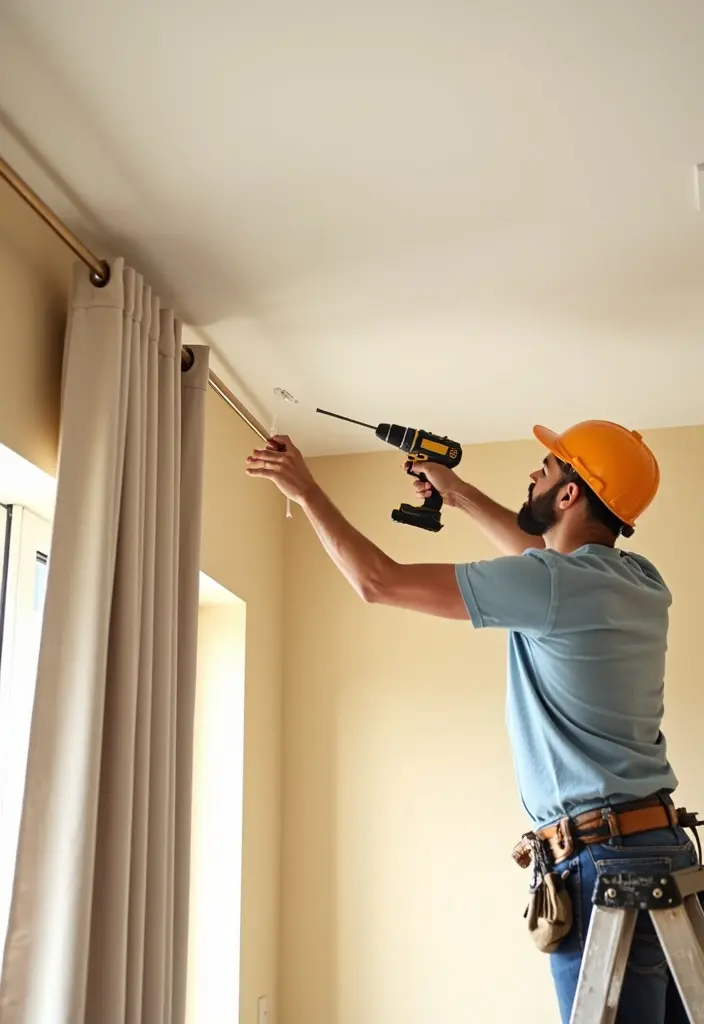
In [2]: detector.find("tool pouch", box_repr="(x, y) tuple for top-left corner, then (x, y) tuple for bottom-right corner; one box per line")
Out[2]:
(524, 871), (573, 954)
(516, 832), (573, 954)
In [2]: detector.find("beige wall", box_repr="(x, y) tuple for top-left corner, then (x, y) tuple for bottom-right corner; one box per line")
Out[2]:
(281, 425), (704, 1024)
(0, 181), (71, 475)
(200, 391), (285, 1021)
(0, 179), (286, 1022)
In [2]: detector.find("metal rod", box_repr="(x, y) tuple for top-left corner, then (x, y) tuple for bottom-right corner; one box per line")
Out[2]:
(208, 370), (270, 442)
(0, 153), (269, 442)
(0, 155), (109, 286)
(315, 407), (376, 431)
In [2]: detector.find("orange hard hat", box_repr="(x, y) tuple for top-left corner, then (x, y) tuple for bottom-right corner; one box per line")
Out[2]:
(533, 420), (660, 528)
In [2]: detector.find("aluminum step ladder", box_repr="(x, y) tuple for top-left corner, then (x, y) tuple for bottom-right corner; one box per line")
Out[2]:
(570, 865), (704, 1023)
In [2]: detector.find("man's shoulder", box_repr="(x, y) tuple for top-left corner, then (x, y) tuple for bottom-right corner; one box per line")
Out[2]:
(618, 549), (669, 589)
(546, 544), (669, 592)
(513, 544), (668, 593)
(518, 546), (555, 566)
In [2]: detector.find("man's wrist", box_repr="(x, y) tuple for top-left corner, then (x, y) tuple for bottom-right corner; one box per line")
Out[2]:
(451, 479), (478, 513)
(299, 480), (323, 511)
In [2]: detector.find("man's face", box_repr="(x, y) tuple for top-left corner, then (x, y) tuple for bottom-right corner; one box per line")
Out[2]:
(517, 455), (566, 536)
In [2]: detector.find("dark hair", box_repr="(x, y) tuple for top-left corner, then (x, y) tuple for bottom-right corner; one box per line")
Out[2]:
(555, 458), (634, 539)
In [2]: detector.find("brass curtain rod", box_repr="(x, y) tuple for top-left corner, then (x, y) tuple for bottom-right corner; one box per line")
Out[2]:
(0, 153), (270, 442)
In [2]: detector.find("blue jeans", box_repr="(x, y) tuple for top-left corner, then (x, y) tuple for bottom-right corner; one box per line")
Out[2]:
(550, 825), (698, 1023)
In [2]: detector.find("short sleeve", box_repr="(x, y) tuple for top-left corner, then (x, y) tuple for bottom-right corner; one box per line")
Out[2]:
(454, 550), (556, 636)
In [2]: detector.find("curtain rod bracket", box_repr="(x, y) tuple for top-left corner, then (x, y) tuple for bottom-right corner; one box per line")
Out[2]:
(181, 346), (195, 372)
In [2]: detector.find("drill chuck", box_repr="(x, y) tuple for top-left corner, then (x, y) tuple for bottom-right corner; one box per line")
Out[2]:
(375, 423), (415, 452)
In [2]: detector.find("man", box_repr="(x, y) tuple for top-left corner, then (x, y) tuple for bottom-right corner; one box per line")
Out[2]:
(245, 418), (696, 1023)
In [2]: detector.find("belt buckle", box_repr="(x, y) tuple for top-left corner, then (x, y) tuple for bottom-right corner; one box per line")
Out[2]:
(601, 807), (620, 838)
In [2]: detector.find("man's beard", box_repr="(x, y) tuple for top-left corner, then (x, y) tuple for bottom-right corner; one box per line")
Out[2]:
(517, 481), (563, 537)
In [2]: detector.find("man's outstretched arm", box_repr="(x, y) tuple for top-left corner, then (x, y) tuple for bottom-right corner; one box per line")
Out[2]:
(411, 464), (545, 556)
(300, 484), (469, 619)
(245, 435), (469, 620)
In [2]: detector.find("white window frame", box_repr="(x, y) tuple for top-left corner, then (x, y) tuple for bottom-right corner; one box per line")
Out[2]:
(0, 505), (52, 698)
(0, 505), (8, 648)
(0, 504), (52, 955)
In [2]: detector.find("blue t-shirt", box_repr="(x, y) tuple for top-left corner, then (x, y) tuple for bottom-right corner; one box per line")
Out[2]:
(455, 544), (678, 828)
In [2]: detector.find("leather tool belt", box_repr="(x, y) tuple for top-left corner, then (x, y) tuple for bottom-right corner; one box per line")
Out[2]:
(512, 794), (681, 869)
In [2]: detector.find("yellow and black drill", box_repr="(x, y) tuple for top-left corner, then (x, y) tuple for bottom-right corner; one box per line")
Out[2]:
(315, 406), (463, 533)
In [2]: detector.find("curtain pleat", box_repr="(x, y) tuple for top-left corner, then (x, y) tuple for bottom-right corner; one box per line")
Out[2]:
(0, 258), (210, 1024)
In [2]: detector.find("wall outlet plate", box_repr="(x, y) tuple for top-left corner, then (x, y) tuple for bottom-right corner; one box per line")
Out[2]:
(257, 995), (270, 1024)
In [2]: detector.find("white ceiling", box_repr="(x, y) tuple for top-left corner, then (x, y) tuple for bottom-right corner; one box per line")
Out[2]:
(1, 0), (703, 456)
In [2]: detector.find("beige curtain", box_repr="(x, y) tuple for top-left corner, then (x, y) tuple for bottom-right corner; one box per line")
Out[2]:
(0, 258), (209, 1024)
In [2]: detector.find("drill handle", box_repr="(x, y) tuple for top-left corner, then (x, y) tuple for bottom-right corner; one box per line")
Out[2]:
(389, 461), (445, 531)
(406, 464), (443, 512)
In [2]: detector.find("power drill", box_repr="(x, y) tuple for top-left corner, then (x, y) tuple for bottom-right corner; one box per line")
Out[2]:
(377, 423), (463, 532)
(314, 406), (463, 532)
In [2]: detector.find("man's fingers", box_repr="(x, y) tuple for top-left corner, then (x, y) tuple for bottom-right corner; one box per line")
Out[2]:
(245, 464), (280, 476)
(269, 433), (293, 450)
(246, 456), (283, 471)
(249, 449), (286, 464)
(251, 446), (284, 458)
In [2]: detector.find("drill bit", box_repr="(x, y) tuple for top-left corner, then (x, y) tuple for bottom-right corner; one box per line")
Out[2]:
(274, 388), (376, 430)
(314, 407), (376, 430)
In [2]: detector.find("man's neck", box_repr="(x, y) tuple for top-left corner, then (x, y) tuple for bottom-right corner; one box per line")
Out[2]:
(544, 524), (617, 556)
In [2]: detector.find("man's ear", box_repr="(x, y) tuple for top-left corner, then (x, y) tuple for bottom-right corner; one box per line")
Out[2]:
(559, 482), (581, 509)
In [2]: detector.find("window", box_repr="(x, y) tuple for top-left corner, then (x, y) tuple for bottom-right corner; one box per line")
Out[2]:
(0, 504), (52, 954)
(186, 577), (247, 1023)
(0, 444), (249, 1010)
